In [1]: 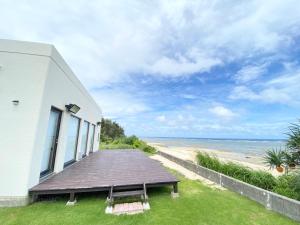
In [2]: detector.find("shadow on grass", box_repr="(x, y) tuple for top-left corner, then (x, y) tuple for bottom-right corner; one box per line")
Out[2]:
(35, 186), (172, 205)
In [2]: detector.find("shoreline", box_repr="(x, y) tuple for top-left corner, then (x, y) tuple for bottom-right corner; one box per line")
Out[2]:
(147, 141), (281, 176)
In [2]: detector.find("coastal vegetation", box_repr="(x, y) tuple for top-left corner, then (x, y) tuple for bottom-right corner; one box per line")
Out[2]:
(100, 118), (156, 154)
(197, 152), (300, 201)
(264, 120), (300, 173)
(0, 172), (297, 225)
(286, 120), (300, 153)
(197, 152), (276, 190)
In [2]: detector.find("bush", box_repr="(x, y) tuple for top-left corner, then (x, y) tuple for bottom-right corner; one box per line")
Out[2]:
(123, 135), (139, 145)
(100, 143), (133, 149)
(100, 118), (125, 142)
(197, 152), (222, 171)
(141, 145), (156, 154)
(273, 174), (299, 200)
(286, 120), (300, 152)
(197, 152), (277, 190)
(248, 170), (277, 191)
(100, 135), (156, 154)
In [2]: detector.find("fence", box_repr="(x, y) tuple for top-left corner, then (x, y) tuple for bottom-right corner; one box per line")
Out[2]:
(158, 151), (300, 221)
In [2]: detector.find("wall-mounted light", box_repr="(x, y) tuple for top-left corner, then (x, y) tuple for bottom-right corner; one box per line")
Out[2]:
(97, 121), (101, 126)
(12, 100), (19, 105)
(65, 104), (80, 114)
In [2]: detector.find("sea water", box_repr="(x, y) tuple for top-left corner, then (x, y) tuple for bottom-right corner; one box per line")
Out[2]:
(143, 137), (286, 156)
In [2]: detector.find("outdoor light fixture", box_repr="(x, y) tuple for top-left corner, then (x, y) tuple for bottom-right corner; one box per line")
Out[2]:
(65, 104), (80, 114)
(97, 121), (101, 126)
(12, 100), (19, 105)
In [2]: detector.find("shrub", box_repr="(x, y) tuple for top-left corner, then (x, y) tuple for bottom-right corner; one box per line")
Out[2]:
(197, 152), (277, 190)
(100, 135), (156, 154)
(100, 118), (125, 142)
(122, 135), (139, 145)
(100, 143), (133, 149)
(273, 174), (299, 200)
(286, 120), (300, 152)
(141, 145), (156, 154)
(197, 153), (222, 171)
(248, 170), (277, 191)
(264, 149), (284, 169)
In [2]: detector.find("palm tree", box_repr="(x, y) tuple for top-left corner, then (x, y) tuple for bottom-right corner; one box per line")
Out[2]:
(264, 149), (284, 173)
(286, 120), (300, 166)
(286, 120), (300, 153)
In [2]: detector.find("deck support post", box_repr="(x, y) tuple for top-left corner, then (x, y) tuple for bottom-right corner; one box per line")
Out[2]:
(142, 183), (150, 210)
(171, 183), (179, 198)
(105, 186), (113, 214)
(66, 192), (77, 206)
(30, 194), (38, 204)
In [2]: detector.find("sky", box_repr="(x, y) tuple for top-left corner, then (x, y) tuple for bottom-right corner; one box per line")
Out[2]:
(1, 0), (300, 139)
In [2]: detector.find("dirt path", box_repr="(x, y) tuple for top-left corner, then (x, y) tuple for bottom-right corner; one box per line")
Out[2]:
(150, 154), (225, 190)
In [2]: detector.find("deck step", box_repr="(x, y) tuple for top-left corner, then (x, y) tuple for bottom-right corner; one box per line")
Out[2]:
(112, 190), (144, 198)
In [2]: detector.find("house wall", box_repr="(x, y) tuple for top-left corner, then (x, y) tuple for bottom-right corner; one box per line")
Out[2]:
(0, 48), (50, 206)
(27, 46), (102, 190)
(0, 40), (102, 206)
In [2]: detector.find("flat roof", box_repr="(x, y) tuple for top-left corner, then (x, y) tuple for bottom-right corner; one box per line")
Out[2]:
(0, 39), (102, 114)
(29, 150), (178, 195)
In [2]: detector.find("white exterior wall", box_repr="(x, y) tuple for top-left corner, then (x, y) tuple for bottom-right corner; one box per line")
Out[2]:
(0, 40), (102, 206)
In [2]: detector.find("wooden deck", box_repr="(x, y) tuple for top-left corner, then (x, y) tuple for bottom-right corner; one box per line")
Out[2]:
(29, 150), (178, 197)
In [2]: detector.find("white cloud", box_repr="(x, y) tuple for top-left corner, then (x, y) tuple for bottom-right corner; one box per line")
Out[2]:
(156, 115), (166, 122)
(91, 89), (150, 118)
(230, 66), (300, 104)
(209, 106), (237, 121)
(149, 55), (222, 77)
(230, 86), (260, 101)
(0, 0), (299, 87)
(234, 64), (267, 83)
(1, 0), (299, 138)
(180, 94), (197, 99)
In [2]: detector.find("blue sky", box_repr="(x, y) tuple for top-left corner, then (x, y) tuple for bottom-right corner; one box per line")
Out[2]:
(1, 0), (300, 139)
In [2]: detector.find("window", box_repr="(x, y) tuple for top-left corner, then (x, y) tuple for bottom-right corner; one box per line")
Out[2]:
(80, 121), (89, 158)
(64, 115), (80, 167)
(89, 124), (96, 153)
(40, 107), (62, 177)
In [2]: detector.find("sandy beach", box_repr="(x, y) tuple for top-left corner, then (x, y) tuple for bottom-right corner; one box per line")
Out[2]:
(147, 142), (281, 176)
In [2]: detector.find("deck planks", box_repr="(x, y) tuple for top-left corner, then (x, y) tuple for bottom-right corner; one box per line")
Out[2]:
(29, 150), (178, 195)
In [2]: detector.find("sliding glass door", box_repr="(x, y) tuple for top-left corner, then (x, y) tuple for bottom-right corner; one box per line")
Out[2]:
(64, 115), (80, 167)
(80, 121), (89, 158)
(40, 107), (62, 177)
(89, 124), (95, 153)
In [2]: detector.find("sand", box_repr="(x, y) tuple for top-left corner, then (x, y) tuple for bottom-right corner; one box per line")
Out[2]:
(147, 142), (281, 176)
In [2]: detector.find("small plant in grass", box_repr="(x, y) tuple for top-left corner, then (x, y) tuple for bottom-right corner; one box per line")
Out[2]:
(264, 149), (284, 173)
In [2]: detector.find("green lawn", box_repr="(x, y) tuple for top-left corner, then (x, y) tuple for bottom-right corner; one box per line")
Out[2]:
(0, 173), (298, 225)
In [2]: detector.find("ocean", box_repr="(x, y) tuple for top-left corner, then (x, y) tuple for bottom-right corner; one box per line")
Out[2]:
(142, 137), (286, 156)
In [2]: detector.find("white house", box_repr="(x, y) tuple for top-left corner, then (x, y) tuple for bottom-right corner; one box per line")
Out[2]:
(0, 39), (102, 206)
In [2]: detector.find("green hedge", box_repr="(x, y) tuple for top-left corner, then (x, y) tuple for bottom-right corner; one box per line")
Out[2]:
(197, 152), (300, 200)
(100, 135), (156, 154)
(197, 152), (276, 190)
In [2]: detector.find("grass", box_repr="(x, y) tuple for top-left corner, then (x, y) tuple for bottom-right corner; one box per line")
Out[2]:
(0, 172), (298, 225)
(100, 136), (157, 154)
(100, 143), (134, 149)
